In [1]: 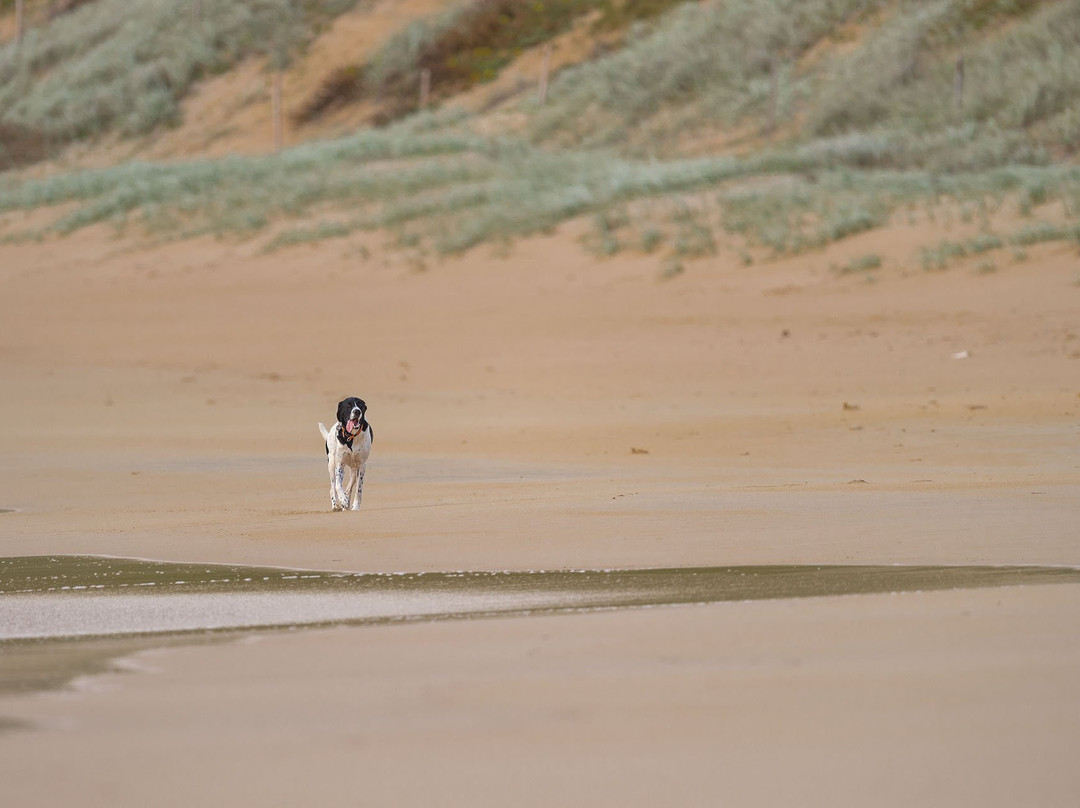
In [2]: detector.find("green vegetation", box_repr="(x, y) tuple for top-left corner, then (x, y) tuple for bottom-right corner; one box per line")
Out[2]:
(918, 217), (1080, 270)
(530, 0), (888, 152)
(1008, 219), (1080, 245)
(0, 0), (359, 154)
(808, 0), (1079, 153)
(298, 0), (601, 126)
(295, 0), (697, 126)
(590, 0), (694, 33)
(0, 0), (98, 16)
(4, 118), (1078, 262)
(2, 0), (1080, 266)
(837, 253), (883, 274)
(529, 0), (1080, 162)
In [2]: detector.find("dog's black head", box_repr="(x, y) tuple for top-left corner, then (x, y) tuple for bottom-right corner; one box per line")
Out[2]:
(337, 397), (368, 437)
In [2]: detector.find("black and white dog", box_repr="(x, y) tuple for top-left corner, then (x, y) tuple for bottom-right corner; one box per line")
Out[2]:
(318, 397), (373, 511)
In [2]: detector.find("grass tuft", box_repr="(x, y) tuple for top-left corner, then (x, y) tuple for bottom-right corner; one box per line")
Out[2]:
(837, 253), (882, 274)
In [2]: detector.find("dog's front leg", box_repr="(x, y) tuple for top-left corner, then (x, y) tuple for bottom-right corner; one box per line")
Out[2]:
(339, 464), (358, 510)
(329, 458), (345, 511)
(349, 466), (366, 511)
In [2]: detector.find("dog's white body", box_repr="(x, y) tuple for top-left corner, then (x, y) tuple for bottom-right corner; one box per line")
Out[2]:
(319, 422), (372, 511)
(319, 397), (373, 511)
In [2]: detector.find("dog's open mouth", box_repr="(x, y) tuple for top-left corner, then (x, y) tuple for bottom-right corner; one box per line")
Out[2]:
(345, 418), (361, 435)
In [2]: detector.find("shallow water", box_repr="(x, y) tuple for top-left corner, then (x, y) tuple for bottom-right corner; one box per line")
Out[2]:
(2, 555), (1080, 700)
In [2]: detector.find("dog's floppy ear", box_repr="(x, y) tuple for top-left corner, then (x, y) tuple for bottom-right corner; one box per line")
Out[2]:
(336, 398), (351, 424)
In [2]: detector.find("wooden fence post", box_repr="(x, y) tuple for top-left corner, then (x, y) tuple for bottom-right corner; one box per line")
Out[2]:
(538, 44), (552, 106)
(954, 55), (965, 114)
(419, 68), (431, 109)
(272, 71), (284, 153)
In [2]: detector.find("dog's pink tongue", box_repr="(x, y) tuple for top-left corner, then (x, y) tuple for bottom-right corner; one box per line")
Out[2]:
(347, 419), (359, 433)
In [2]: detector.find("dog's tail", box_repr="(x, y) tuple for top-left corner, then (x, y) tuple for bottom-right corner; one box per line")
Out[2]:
(318, 422), (330, 440)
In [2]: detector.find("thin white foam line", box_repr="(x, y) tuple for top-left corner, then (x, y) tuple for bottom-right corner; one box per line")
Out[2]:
(35, 554), (688, 577)
(29, 554), (615, 578)
(5, 578), (1079, 643)
(16, 554), (1080, 580)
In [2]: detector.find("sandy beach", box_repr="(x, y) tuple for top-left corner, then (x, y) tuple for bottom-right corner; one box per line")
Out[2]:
(2, 212), (1079, 804)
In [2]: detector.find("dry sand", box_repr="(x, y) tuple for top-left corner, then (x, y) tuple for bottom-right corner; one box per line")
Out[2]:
(1, 214), (1079, 805)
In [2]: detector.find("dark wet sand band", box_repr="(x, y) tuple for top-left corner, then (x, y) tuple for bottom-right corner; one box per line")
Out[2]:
(3, 555), (1079, 700)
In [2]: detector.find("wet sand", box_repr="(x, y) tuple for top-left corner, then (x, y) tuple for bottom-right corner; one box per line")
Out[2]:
(1, 218), (1079, 805)
(4, 586), (1080, 806)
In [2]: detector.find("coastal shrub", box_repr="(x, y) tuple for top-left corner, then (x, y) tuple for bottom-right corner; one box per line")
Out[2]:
(528, 0), (892, 151)
(809, 0), (1080, 156)
(298, 0), (599, 126)
(0, 0), (358, 144)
